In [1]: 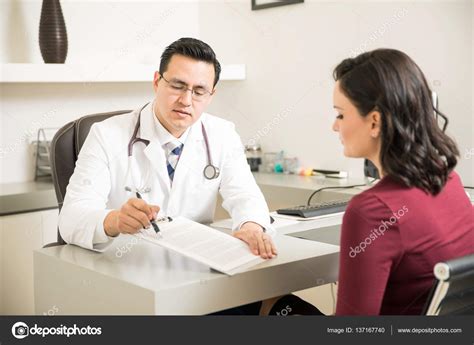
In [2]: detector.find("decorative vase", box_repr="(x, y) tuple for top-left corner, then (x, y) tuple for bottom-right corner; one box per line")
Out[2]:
(39, 0), (68, 63)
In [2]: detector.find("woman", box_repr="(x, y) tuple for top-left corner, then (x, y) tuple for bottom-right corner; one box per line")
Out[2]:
(332, 49), (473, 315)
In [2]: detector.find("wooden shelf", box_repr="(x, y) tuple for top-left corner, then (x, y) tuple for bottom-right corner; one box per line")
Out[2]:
(0, 63), (246, 83)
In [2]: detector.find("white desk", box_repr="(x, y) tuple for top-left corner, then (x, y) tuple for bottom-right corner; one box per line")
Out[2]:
(253, 172), (369, 193)
(33, 214), (344, 315)
(31, 174), (474, 315)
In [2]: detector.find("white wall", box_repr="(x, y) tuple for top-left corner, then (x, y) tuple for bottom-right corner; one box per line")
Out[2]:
(0, 0), (199, 183)
(1, 0), (473, 186)
(199, 0), (473, 185)
(0, 0), (199, 65)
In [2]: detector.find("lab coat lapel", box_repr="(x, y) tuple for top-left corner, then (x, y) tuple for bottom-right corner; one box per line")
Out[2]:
(139, 104), (171, 195)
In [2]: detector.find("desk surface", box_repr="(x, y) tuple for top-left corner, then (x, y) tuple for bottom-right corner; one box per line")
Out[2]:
(0, 173), (367, 216)
(254, 173), (370, 193)
(31, 173), (474, 315)
(3, 173), (473, 216)
(0, 180), (57, 216)
(34, 215), (343, 315)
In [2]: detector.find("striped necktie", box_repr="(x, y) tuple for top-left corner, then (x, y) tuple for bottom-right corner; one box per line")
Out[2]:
(165, 141), (183, 183)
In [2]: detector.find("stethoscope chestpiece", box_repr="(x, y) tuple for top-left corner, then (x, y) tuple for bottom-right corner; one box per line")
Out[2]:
(203, 164), (220, 180)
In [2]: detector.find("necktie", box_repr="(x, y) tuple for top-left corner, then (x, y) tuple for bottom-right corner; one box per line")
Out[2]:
(165, 141), (183, 183)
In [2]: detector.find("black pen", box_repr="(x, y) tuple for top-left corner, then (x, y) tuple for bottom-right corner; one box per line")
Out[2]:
(312, 169), (348, 178)
(135, 192), (161, 234)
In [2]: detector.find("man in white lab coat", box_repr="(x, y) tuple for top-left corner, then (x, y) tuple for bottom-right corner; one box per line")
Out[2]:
(58, 37), (277, 260)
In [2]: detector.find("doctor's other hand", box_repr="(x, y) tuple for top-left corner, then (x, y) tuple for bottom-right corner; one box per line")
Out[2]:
(103, 198), (160, 237)
(233, 222), (277, 259)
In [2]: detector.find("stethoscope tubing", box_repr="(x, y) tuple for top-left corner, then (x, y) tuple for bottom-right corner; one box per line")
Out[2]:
(126, 103), (220, 190)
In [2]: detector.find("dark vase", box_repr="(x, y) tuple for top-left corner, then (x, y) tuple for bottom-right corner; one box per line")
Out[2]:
(39, 0), (68, 63)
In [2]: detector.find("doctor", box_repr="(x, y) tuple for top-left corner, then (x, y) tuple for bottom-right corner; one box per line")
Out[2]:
(58, 37), (277, 259)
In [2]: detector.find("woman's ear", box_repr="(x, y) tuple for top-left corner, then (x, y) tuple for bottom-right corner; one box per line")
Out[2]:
(369, 110), (382, 138)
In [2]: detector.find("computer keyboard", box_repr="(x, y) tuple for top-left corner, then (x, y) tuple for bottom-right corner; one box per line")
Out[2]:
(276, 198), (351, 218)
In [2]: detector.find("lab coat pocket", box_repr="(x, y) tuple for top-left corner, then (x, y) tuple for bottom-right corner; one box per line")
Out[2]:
(181, 172), (220, 222)
(191, 173), (220, 196)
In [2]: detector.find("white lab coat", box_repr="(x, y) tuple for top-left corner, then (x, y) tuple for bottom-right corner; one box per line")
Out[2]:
(58, 102), (272, 251)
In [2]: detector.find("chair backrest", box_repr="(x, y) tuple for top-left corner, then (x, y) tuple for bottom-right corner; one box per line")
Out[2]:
(49, 110), (131, 245)
(423, 254), (474, 315)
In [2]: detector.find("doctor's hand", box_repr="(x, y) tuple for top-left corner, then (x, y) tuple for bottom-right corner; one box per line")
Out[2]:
(233, 222), (277, 259)
(103, 198), (160, 237)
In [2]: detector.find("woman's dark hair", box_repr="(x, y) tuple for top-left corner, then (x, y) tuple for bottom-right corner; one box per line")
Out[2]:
(159, 37), (221, 87)
(333, 48), (459, 195)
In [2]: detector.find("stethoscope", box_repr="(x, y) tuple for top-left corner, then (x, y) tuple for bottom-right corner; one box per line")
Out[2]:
(124, 103), (220, 195)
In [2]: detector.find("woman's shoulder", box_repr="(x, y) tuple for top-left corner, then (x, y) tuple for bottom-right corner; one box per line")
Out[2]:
(345, 177), (409, 224)
(347, 178), (394, 212)
(345, 171), (465, 226)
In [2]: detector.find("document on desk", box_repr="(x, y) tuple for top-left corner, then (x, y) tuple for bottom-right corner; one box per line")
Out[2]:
(134, 216), (264, 275)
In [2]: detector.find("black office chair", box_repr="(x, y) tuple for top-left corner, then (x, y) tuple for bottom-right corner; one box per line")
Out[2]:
(423, 254), (474, 315)
(46, 110), (131, 247)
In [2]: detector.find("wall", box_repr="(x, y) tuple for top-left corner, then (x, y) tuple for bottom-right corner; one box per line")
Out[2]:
(0, 0), (199, 183)
(1, 0), (473, 186)
(199, 0), (473, 184)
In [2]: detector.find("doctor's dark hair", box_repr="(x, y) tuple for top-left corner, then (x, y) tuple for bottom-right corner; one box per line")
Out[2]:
(333, 48), (459, 195)
(159, 37), (221, 87)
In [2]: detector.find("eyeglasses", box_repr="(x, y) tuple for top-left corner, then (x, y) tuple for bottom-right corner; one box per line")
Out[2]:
(160, 74), (213, 101)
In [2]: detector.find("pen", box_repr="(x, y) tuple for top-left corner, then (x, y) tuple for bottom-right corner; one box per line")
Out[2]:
(135, 192), (161, 234)
(312, 169), (348, 178)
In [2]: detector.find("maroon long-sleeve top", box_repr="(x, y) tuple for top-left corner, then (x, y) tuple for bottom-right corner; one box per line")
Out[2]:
(336, 172), (473, 315)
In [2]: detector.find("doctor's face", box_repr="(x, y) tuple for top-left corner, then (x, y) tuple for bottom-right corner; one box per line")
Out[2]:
(153, 54), (215, 138)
